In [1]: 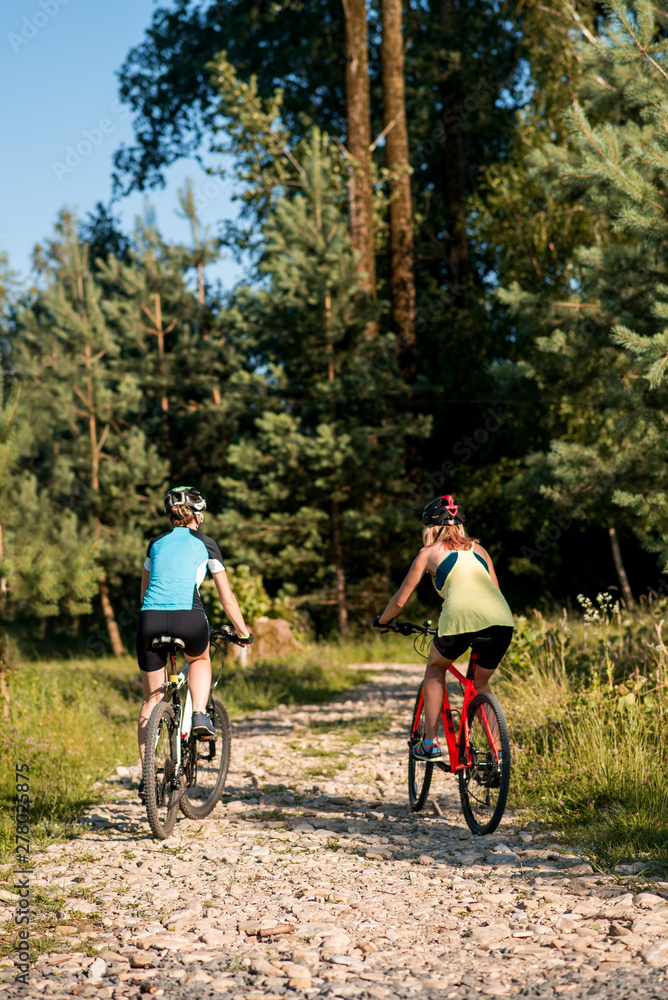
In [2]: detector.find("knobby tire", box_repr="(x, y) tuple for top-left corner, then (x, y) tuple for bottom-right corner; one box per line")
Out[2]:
(458, 692), (511, 835)
(180, 696), (231, 820)
(407, 681), (433, 812)
(144, 701), (180, 840)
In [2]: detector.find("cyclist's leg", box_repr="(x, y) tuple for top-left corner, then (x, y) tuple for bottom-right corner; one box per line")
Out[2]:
(473, 666), (495, 695)
(138, 668), (166, 759)
(136, 611), (168, 760)
(185, 645), (212, 713)
(167, 611), (212, 713)
(471, 626), (514, 692)
(423, 643), (453, 740)
(470, 627), (514, 745)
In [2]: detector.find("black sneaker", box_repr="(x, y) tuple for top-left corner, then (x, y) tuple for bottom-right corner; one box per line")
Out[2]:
(138, 778), (146, 804)
(192, 711), (216, 740)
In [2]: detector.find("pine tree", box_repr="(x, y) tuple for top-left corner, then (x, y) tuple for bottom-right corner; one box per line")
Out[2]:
(98, 200), (260, 503)
(217, 130), (429, 632)
(16, 213), (168, 654)
(496, 0), (668, 585)
(0, 258), (99, 706)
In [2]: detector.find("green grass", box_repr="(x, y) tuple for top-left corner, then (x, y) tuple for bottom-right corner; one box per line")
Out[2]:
(499, 599), (668, 873)
(0, 656), (139, 863)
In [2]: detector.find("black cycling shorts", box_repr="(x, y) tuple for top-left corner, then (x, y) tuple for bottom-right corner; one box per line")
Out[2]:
(433, 625), (514, 671)
(136, 610), (210, 672)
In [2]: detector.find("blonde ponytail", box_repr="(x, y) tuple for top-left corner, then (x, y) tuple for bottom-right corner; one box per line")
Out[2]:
(421, 522), (479, 551)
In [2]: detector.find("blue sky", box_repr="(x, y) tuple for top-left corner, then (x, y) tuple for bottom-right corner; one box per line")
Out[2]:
(1, 0), (242, 288)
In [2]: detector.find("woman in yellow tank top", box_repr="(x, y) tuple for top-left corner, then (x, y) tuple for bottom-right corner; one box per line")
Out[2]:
(374, 495), (514, 762)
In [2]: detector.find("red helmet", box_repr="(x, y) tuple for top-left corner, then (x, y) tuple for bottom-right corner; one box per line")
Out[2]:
(422, 495), (465, 526)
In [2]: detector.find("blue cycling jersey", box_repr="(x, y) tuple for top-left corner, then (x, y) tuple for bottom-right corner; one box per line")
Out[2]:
(141, 527), (225, 611)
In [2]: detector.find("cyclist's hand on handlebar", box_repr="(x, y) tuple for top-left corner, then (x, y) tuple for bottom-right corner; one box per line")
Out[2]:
(373, 615), (397, 631)
(235, 633), (254, 646)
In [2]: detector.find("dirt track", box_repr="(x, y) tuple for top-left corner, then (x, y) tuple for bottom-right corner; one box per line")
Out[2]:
(5, 662), (668, 1000)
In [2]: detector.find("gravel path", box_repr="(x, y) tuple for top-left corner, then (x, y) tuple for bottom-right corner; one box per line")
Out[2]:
(4, 662), (668, 1000)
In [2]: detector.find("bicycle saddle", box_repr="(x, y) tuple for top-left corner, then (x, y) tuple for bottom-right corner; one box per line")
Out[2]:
(151, 635), (186, 653)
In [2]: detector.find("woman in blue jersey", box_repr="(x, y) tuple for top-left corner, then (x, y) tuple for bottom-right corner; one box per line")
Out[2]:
(375, 495), (513, 762)
(136, 487), (251, 790)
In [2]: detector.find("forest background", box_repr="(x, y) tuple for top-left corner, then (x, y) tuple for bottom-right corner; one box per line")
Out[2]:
(2, 0), (668, 667)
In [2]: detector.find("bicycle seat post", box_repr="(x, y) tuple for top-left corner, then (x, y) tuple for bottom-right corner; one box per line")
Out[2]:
(150, 636), (186, 684)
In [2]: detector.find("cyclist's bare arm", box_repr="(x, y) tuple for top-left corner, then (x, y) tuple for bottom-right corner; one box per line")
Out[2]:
(473, 543), (501, 588)
(213, 570), (250, 636)
(140, 567), (150, 604)
(378, 550), (430, 623)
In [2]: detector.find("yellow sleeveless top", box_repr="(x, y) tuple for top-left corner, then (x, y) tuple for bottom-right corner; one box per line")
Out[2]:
(432, 547), (514, 636)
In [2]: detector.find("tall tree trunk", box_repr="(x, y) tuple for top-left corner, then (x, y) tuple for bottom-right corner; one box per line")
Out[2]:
(380, 0), (416, 382)
(342, 0), (377, 318)
(437, 0), (469, 300)
(608, 524), (635, 611)
(99, 575), (125, 657)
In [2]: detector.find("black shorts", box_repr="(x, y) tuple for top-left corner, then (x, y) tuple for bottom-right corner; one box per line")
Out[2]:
(433, 625), (513, 671)
(136, 610), (210, 672)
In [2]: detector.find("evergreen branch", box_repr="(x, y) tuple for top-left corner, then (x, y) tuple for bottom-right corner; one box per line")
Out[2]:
(369, 117), (398, 154)
(564, 3), (602, 47)
(605, 0), (668, 82)
(96, 424), (111, 456)
(551, 301), (602, 309)
(72, 386), (90, 409)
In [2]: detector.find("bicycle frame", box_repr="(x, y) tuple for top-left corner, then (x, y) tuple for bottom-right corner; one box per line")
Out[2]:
(411, 654), (501, 773)
(161, 651), (192, 773)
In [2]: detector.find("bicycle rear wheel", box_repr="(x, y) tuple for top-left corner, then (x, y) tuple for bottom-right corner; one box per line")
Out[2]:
(407, 682), (433, 812)
(144, 702), (180, 840)
(458, 692), (511, 835)
(180, 695), (231, 820)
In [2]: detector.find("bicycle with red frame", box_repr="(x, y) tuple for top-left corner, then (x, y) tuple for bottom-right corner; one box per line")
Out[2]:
(383, 620), (511, 835)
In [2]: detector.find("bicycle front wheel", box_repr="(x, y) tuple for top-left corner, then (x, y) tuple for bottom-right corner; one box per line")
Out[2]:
(180, 695), (231, 820)
(459, 692), (511, 835)
(144, 701), (180, 840)
(407, 682), (433, 812)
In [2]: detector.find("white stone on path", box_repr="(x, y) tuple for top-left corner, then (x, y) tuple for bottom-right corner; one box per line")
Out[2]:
(642, 942), (668, 967)
(471, 923), (513, 948)
(87, 957), (106, 980)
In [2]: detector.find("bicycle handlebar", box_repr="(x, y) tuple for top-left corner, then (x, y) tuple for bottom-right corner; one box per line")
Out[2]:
(373, 619), (437, 637)
(209, 626), (254, 647)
